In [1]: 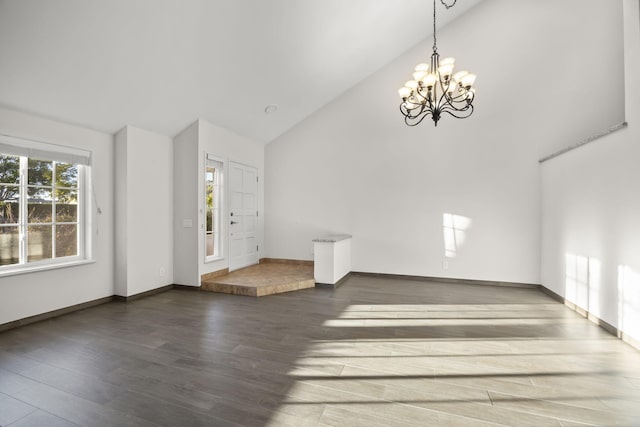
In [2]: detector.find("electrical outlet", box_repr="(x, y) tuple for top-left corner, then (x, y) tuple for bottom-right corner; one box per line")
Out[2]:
(159, 267), (166, 278)
(442, 260), (449, 270)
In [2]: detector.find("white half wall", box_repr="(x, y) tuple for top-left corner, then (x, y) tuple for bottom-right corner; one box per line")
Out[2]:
(265, 0), (623, 284)
(115, 125), (174, 297)
(0, 107), (114, 325)
(540, 0), (640, 345)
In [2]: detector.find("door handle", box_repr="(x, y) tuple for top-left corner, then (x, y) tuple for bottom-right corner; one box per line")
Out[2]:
(230, 221), (238, 225)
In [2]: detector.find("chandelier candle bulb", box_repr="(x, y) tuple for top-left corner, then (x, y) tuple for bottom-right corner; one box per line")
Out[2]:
(460, 73), (476, 89)
(423, 73), (437, 88)
(398, 0), (476, 126)
(453, 70), (469, 82)
(413, 70), (428, 81)
(405, 80), (419, 90)
(438, 63), (455, 79)
(398, 87), (412, 98)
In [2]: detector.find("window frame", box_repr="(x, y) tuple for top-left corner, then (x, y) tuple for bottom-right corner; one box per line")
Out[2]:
(204, 154), (224, 263)
(0, 135), (92, 277)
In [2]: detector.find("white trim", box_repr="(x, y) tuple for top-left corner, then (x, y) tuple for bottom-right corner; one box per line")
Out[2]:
(538, 122), (628, 163)
(0, 148), (90, 274)
(0, 258), (95, 278)
(0, 133), (91, 166)
(204, 154), (225, 264)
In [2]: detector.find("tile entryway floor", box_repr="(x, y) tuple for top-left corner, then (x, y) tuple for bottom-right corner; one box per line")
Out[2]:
(201, 262), (315, 297)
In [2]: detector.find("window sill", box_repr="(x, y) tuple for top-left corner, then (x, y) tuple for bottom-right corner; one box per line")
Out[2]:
(205, 256), (224, 264)
(0, 259), (96, 278)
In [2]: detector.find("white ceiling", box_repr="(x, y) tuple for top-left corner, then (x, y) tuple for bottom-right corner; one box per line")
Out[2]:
(0, 0), (481, 143)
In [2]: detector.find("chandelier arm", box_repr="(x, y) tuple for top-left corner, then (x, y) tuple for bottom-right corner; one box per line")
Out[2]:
(404, 110), (434, 127)
(400, 103), (426, 119)
(414, 90), (428, 103)
(441, 105), (474, 120)
(440, 87), (473, 111)
(447, 92), (467, 103)
(440, 100), (472, 113)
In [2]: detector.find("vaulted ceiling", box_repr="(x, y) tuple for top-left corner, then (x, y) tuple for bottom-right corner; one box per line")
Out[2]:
(0, 0), (481, 143)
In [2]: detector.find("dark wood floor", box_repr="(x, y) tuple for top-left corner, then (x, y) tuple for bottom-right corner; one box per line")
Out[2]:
(1, 276), (640, 426)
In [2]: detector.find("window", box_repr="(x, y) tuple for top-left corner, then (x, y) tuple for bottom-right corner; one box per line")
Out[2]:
(205, 155), (223, 261)
(0, 135), (90, 274)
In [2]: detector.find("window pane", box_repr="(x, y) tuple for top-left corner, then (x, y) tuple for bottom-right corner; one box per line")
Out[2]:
(56, 189), (78, 222)
(28, 225), (52, 262)
(205, 232), (214, 257)
(0, 185), (19, 224)
(28, 188), (53, 223)
(56, 224), (77, 258)
(0, 155), (20, 184)
(55, 162), (78, 188)
(0, 226), (19, 266)
(206, 166), (215, 233)
(28, 159), (53, 186)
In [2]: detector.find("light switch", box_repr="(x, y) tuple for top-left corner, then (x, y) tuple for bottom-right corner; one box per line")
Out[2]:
(183, 219), (193, 228)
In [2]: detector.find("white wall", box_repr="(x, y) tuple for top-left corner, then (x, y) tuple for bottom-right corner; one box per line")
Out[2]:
(265, 0), (623, 284)
(114, 127), (128, 296)
(198, 119), (265, 277)
(0, 107), (114, 325)
(173, 121), (199, 286)
(541, 0), (640, 345)
(115, 125), (173, 297)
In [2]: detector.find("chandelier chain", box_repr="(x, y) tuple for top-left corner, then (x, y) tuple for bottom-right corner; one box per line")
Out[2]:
(432, 0), (437, 52)
(434, 0), (457, 52)
(440, 0), (456, 9)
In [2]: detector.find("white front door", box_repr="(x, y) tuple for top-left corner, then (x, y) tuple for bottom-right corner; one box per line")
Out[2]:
(228, 162), (259, 271)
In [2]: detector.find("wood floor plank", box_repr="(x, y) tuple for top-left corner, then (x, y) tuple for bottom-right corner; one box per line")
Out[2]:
(1, 275), (640, 426)
(11, 383), (158, 427)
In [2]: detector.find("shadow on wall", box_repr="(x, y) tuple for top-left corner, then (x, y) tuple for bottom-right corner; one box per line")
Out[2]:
(564, 253), (640, 343)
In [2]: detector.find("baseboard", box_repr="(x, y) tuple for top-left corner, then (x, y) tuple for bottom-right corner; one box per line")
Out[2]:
(350, 271), (540, 289)
(0, 296), (114, 333)
(315, 272), (352, 288)
(1, 284), (178, 333)
(113, 284), (175, 302)
(173, 284), (202, 291)
(200, 268), (229, 282)
(539, 285), (640, 351)
(260, 258), (314, 266)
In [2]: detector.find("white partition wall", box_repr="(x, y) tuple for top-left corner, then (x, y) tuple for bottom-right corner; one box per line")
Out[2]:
(115, 125), (174, 297)
(540, 0), (640, 347)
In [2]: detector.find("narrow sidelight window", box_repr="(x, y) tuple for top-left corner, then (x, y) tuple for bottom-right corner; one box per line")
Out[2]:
(205, 155), (223, 261)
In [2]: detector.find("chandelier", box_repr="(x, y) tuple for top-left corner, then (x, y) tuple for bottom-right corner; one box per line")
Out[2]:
(398, 0), (476, 126)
